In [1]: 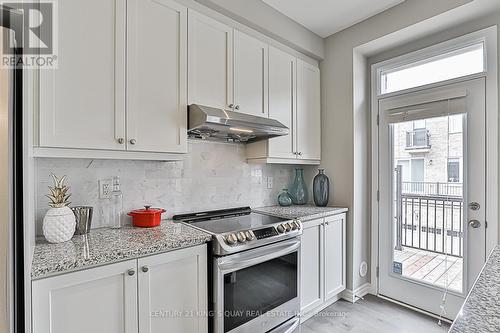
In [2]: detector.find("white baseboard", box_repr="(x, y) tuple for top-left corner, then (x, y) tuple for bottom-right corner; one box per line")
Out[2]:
(341, 283), (371, 303)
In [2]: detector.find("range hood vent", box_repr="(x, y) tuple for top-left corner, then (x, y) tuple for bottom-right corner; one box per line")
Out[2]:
(188, 104), (289, 143)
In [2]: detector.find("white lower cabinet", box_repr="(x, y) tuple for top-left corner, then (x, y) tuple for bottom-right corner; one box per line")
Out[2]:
(32, 244), (207, 333)
(138, 246), (208, 333)
(300, 213), (346, 320)
(32, 260), (138, 333)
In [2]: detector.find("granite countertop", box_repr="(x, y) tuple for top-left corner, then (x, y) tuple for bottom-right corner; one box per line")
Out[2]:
(253, 205), (348, 221)
(449, 245), (500, 332)
(31, 221), (212, 280)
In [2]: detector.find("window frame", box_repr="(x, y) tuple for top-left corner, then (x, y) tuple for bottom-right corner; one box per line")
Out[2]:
(447, 158), (461, 183)
(375, 37), (488, 98)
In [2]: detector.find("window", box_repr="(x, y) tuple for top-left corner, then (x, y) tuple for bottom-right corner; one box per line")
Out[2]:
(413, 120), (426, 129)
(449, 114), (463, 133)
(380, 43), (484, 94)
(447, 158), (461, 183)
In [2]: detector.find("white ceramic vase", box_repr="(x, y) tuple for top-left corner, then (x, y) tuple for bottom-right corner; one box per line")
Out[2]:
(42, 206), (76, 243)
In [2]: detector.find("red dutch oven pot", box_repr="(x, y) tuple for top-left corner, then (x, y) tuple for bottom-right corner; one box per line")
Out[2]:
(128, 205), (166, 228)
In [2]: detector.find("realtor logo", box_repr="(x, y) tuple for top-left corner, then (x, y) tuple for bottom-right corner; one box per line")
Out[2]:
(1, 0), (58, 68)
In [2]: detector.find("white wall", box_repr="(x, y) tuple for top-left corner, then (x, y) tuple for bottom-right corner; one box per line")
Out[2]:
(35, 141), (314, 235)
(320, 0), (481, 291)
(194, 0), (324, 59)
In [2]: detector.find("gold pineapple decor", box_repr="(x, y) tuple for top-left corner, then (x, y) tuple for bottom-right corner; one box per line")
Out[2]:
(46, 173), (72, 208)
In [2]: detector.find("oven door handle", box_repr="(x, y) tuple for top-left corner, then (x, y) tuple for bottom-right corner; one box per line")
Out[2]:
(217, 239), (300, 272)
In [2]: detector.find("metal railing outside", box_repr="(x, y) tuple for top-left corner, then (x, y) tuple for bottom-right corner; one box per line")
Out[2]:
(402, 181), (463, 197)
(395, 176), (463, 258)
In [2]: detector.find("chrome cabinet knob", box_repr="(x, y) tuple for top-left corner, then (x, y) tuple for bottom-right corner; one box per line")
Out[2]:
(228, 104), (235, 109)
(298, 152), (302, 156)
(235, 105), (240, 110)
(469, 220), (481, 228)
(142, 266), (149, 273)
(117, 138), (124, 144)
(127, 269), (136, 276)
(129, 139), (137, 145)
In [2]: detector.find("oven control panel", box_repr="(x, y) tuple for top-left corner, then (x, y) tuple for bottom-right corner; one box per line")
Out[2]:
(223, 219), (302, 246)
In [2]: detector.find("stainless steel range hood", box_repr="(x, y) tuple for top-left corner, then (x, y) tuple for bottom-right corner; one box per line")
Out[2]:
(188, 104), (289, 143)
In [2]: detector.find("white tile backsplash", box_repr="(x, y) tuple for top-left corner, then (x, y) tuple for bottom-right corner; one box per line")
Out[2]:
(35, 140), (313, 235)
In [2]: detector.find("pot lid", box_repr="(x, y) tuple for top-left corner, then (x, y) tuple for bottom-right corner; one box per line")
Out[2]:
(128, 205), (166, 216)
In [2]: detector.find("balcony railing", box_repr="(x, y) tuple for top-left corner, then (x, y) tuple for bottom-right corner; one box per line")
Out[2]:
(395, 175), (463, 258)
(402, 181), (463, 197)
(406, 129), (431, 149)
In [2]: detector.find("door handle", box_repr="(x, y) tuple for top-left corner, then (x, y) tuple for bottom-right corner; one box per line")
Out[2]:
(468, 220), (481, 228)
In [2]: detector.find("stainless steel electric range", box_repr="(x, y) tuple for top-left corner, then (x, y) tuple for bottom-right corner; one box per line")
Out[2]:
(173, 207), (302, 333)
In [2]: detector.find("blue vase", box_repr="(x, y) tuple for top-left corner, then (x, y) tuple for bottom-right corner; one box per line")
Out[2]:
(290, 168), (308, 205)
(313, 169), (330, 207)
(278, 189), (293, 207)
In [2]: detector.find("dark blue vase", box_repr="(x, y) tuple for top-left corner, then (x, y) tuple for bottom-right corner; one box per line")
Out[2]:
(290, 168), (308, 205)
(313, 169), (329, 207)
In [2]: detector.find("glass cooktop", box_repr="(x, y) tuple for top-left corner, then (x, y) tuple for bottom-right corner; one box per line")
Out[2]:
(173, 207), (286, 234)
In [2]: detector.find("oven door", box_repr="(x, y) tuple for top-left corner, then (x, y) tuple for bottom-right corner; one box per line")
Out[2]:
(214, 238), (300, 333)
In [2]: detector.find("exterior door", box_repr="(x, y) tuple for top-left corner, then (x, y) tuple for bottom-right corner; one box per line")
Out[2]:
(126, 0), (187, 153)
(233, 30), (268, 117)
(378, 78), (486, 318)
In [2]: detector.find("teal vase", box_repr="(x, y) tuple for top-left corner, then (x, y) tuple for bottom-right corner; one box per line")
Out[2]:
(278, 189), (293, 207)
(290, 168), (308, 205)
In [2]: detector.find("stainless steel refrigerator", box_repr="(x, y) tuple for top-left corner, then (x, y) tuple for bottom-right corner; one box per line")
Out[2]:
(0, 6), (25, 333)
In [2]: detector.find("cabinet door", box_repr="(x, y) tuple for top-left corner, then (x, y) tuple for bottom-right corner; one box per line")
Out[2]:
(300, 219), (324, 314)
(127, 0), (187, 153)
(188, 10), (233, 109)
(32, 260), (137, 333)
(324, 214), (346, 301)
(268, 46), (296, 159)
(138, 244), (207, 333)
(233, 30), (268, 117)
(296, 59), (321, 160)
(39, 0), (126, 150)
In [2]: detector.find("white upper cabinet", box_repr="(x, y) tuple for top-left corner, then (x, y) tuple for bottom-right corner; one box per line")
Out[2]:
(267, 46), (296, 159)
(296, 59), (321, 161)
(188, 10), (233, 110)
(39, 0), (126, 150)
(126, 0), (187, 154)
(233, 30), (268, 116)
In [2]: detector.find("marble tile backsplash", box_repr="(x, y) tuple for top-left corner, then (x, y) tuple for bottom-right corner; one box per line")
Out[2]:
(35, 141), (314, 235)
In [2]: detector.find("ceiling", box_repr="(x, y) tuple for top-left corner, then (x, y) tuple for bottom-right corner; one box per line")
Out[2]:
(262, 0), (406, 38)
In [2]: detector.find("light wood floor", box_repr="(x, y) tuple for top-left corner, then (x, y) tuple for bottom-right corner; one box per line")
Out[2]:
(395, 247), (463, 292)
(301, 295), (450, 333)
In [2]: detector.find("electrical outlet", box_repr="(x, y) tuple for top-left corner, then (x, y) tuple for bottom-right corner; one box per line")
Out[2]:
(266, 176), (273, 189)
(99, 179), (112, 199)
